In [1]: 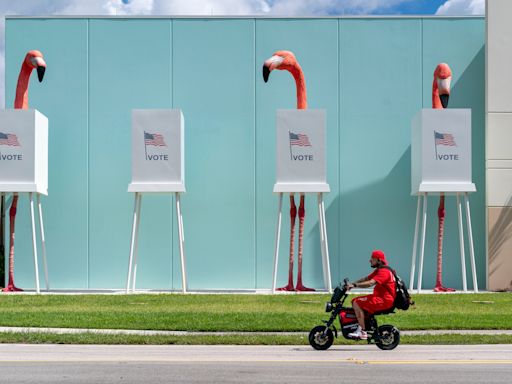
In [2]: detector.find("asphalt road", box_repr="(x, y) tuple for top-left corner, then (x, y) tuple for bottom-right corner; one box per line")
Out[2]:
(1, 344), (511, 383)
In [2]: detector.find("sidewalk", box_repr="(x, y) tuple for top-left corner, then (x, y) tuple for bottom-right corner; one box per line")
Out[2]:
(0, 326), (511, 336)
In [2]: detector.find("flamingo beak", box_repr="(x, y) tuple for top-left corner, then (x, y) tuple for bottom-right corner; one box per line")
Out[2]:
(437, 77), (451, 108)
(440, 94), (449, 108)
(37, 66), (46, 82)
(31, 56), (46, 82)
(262, 55), (284, 83)
(263, 64), (270, 83)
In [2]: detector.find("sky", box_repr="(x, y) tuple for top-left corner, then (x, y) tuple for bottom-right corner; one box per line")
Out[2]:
(0, 0), (485, 107)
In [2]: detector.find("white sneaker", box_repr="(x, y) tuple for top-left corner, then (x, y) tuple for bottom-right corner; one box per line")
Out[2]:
(348, 326), (368, 340)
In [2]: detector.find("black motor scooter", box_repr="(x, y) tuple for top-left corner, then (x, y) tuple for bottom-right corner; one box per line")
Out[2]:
(309, 278), (400, 350)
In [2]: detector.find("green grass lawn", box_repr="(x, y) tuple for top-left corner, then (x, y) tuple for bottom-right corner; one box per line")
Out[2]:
(0, 292), (510, 332)
(0, 292), (510, 345)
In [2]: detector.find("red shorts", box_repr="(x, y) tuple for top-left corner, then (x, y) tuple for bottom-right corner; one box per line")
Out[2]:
(352, 295), (393, 314)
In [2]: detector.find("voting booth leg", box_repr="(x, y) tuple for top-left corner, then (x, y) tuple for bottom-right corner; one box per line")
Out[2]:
(28, 193), (41, 294)
(456, 194), (468, 292)
(413, 193), (478, 293)
(410, 195), (422, 291)
(417, 193), (428, 293)
(36, 194), (49, 291)
(272, 193), (284, 293)
(175, 193), (187, 293)
(131, 195), (142, 292)
(317, 193), (332, 293)
(272, 192), (331, 293)
(464, 193), (478, 292)
(126, 193), (142, 293)
(456, 193), (478, 293)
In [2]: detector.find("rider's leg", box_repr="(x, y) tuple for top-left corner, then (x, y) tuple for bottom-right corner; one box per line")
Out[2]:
(348, 301), (368, 339)
(353, 301), (366, 330)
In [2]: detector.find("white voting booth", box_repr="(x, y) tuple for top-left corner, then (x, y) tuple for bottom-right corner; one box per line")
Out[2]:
(126, 109), (187, 293)
(0, 109), (49, 293)
(410, 108), (477, 293)
(272, 109), (331, 293)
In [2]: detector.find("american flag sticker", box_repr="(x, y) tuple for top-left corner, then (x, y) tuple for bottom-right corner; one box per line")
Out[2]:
(434, 131), (456, 147)
(144, 132), (167, 147)
(0, 132), (21, 147)
(289, 131), (312, 147)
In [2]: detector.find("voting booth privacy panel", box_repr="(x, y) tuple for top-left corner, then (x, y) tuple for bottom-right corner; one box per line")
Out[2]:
(275, 110), (329, 192)
(0, 109), (48, 195)
(411, 109), (475, 195)
(129, 109), (185, 192)
(5, 16), (486, 290)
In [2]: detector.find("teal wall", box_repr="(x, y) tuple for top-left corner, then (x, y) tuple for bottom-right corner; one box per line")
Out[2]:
(4, 17), (485, 290)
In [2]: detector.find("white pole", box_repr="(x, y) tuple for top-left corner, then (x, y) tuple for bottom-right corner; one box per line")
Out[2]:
(464, 193), (478, 292)
(126, 193), (141, 293)
(131, 193), (142, 292)
(37, 194), (49, 291)
(126, 193), (138, 293)
(417, 193), (428, 294)
(322, 194), (332, 293)
(456, 193), (468, 292)
(317, 193), (326, 289)
(318, 193), (332, 293)
(175, 193), (187, 293)
(29, 193), (40, 294)
(272, 193), (283, 293)
(410, 195), (422, 291)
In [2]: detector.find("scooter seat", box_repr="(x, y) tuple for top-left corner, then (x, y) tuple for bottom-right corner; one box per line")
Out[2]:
(372, 307), (395, 316)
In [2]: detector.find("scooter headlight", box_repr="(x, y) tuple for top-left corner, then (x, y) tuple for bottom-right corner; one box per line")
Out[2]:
(325, 302), (333, 312)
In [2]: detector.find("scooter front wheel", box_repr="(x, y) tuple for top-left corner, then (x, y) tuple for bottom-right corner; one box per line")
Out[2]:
(309, 325), (334, 350)
(375, 324), (400, 350)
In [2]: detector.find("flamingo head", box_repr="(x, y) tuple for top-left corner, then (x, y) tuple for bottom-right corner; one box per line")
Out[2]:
(262, 50), (298, 83)
(434, 63), (452, 108)
(25, 50), (46, 82)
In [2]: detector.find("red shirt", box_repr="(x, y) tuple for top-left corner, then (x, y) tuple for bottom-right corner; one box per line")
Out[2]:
(367, 267), (396, 303)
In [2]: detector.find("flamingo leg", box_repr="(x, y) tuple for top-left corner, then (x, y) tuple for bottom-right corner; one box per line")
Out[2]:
(3, 194), (23, 292)
(296, 194), (314, 291)
(277, 194), (296, 291)
(434, 193), (454, 292)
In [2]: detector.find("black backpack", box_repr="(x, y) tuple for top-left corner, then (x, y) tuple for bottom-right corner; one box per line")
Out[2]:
(382, 266), (413, 310)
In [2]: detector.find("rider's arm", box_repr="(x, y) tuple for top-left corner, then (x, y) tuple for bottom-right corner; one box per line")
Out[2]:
(352, 279), (377, 288)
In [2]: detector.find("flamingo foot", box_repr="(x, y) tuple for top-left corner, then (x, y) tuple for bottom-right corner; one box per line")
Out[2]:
(433, 285), (455, 293)
(295, 284), (315, 292)
(3, 284), (23, 292)
(276, 284), (295, 292)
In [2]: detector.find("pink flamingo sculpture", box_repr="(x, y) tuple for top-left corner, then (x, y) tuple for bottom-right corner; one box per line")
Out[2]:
(263, 50), (314, 292)
(3, 50), (46, 292)
(432, 63), (455, 293)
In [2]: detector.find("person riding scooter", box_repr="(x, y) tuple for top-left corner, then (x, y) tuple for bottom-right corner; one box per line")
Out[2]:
(346, 250), (396, 340)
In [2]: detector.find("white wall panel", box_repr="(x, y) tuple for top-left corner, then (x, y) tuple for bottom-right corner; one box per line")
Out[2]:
(487, 169), (512, 206)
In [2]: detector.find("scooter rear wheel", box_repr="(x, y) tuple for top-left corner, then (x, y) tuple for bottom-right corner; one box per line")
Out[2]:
(309, 325), (334, 350)
(375, 324), (400, 350)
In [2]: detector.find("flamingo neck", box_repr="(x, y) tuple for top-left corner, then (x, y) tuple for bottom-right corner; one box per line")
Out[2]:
(289, 65), (307, 110)
(432, 79), (442, 109)
(14, 63), (33, 109)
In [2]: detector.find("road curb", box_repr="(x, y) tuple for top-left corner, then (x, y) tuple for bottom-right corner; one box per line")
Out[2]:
(0, 327), (511, 337)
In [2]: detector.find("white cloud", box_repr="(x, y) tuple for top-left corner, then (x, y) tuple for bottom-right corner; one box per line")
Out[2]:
(265, 0), (415, 16)
(150, 0), (417, 16)
(436, 0), (485, 15)
(152, 0), (267, 15)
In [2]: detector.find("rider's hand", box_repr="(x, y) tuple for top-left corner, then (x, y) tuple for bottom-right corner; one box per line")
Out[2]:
(346, 282), (355, 290)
